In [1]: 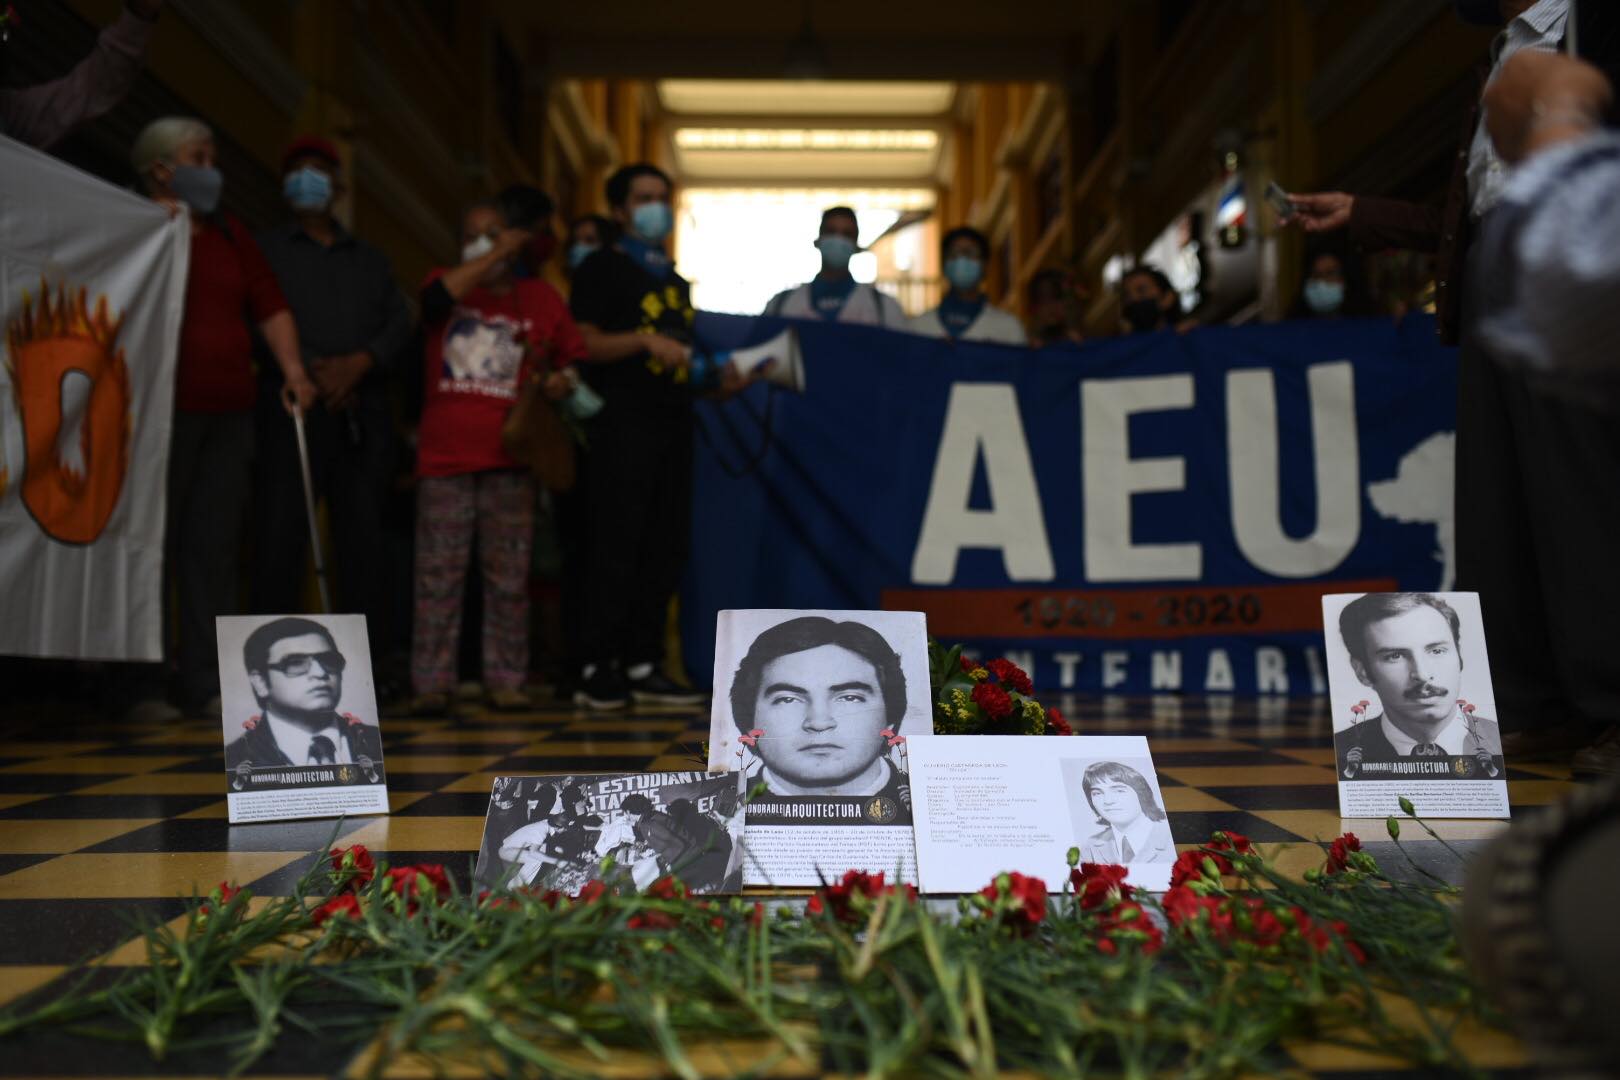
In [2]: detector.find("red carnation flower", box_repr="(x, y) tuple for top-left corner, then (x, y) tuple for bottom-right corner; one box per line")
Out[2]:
(312, 893), (363, 927)
(383, 863), (451, 903)
(809, 870), (913, 925)
(1094, 898), (1164, 955)
(1070, 862), (1131, 911)
(329, 845), (375, 890)
(985, 658), (1034, 695)
(1324, 832), (1361, 875)
(1047, 707), (1073, 736)
(574, 880), (607, 904)
(971, 681), (1014, 720)
(958, 654), (979, 674)
(979, 871), (1047, 935)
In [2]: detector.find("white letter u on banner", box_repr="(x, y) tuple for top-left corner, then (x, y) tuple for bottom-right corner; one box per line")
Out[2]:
(1226, 361), (1359, 577)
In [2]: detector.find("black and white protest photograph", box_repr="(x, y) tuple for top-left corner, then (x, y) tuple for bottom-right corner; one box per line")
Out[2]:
(472, 772), (744, 895)
(215, 614), (390, 824)
(1322, 592), (1509, 818)
(1059, 757), (1175, 866)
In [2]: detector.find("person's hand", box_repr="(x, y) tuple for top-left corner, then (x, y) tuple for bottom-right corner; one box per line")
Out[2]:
(282, 367), (318, 415)
(540, 370), (572, 401)
(712, 360), (764, 400)
(1342, 746), (1363, 778)
(1485, 51), (1611, 164)
(1475, 748), (1500, 778)
(644, 334), (691, 369)
(1283, 192), (1354, 233)
(311, 351), (373, 411)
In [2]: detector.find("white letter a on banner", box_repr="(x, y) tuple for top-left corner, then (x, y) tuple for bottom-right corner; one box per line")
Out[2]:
(911, 384), (1055, 584)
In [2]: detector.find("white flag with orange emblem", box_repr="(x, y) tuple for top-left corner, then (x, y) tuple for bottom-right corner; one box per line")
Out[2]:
(0, 134), (189, 660)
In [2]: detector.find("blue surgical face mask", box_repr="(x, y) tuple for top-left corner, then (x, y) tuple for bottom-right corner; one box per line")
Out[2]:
(567, 241), (599, 270)
(282, 166), (333, 212)
(816, 234), (857, 272)
(944, 255), (983, 291)
(630, 201), (673, 243)
(170, 164), (223, 214)
(1304, 279), (1346, 314)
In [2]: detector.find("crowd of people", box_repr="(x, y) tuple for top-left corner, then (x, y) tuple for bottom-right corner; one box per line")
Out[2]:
(3, 1), (1616, 782)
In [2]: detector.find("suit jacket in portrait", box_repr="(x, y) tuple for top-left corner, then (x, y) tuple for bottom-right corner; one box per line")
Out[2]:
(1334, 713), (1502, 777)
(224, 712), (384, 771)
(1079, 817), (1176, 866)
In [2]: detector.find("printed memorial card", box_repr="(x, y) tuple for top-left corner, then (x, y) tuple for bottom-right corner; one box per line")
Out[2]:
(908, 735), (1177, 893)
(707, 609), (932, 886)
(472, 772), (744, 894)
(216, 614), (390, 824)
(1322, 591), (1509, 819)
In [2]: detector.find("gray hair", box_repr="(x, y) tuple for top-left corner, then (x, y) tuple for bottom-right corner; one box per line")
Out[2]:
(130, 117), (213, 178)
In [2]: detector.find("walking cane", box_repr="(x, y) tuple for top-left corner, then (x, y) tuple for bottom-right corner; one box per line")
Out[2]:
(292, 405), (333, 613)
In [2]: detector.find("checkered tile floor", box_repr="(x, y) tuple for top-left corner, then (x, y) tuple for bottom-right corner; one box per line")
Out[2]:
(0, 693), (1572, 1076)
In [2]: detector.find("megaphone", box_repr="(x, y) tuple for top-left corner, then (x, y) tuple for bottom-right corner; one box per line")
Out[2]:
(689, 327), (805, 393)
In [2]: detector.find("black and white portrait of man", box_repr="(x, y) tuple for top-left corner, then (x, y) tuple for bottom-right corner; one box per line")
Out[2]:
(709, 611), (931, 802)
(219, 615), (384, 775)
(1324, 592), (1504, 781)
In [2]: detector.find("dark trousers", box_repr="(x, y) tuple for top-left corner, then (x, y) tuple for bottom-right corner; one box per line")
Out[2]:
(166, 410), (253, 704)
(579, 405), (693, 670)
(1456, 250), (1620, 732)
(250, 400), (394, 639)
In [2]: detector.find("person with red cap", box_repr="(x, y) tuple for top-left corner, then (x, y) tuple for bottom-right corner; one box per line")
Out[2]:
(252, 134), (411, 682)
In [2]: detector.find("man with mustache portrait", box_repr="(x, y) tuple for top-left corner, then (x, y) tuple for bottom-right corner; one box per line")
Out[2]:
(1335, 593), (1503, 779)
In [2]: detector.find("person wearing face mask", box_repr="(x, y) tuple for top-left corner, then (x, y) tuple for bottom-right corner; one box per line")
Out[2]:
(409, 199), (586, 715)
(129, 116), (317, 718)
(907, 226), (1027, 344)
(567, 163), (709, 711)
(763, 206), (907, 327)
(497, 183), (560, 280)
(251, 136), (411, 653)
(1116, 265), (1191, 335)
(565, 214), (618, 279)
(1286, 248), (1373, 320)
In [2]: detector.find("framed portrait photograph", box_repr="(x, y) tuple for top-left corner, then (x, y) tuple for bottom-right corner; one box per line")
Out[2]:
(215, 614), (389, 824)
(706, 609), (932, 886)
(472, 772), (744, 895)
(1322, 592), (1509, 819)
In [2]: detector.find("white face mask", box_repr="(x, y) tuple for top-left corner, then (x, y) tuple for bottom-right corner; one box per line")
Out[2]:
(461, 234), (495, 263)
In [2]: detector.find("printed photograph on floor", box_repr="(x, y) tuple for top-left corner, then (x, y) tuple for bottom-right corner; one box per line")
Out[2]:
(707, 610), (930, 886)
(473, 772), (744, 894)
(1322, 591), (1509, 818)
(215, 614), (389, 824)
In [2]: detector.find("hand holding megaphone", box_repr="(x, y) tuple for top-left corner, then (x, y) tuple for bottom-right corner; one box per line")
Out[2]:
(689, 327), (805, 395)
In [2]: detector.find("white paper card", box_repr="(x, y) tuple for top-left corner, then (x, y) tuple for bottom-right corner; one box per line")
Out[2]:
(708, 609), (931, 886)
(216, 614), (390, 824)
(1322, 592), (1509, 819)
(907, 735), (1175, 894)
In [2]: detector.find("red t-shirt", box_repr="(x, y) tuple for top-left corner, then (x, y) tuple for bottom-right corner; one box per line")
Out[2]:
(176, 214), (288, 413)
(417, 273), (589, 478)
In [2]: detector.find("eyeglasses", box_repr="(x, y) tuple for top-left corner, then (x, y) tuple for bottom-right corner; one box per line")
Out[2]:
(267, 650), (346, 677)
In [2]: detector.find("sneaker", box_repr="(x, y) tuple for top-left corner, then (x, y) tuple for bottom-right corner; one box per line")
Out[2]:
(487, 687), (531, 712)
(573, 664), (629, 712)
(411, 692), (450, 716)
(628, 670), (706, 706)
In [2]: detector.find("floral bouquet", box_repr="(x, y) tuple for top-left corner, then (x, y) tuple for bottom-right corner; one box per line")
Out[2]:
(928, 640), (1072, 736)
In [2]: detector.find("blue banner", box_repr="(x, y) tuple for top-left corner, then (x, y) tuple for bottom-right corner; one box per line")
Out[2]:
(682, 314), (1457, 695)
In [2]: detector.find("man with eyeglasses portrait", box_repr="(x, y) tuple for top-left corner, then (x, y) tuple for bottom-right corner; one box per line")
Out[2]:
(225, 616), (383, 771)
